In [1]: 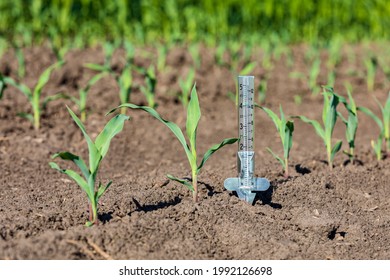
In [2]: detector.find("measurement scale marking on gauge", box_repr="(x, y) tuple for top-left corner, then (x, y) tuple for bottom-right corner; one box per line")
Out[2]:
(224, 76), (270, 204)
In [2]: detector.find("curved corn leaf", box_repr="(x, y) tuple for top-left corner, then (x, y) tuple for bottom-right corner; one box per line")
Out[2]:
(66, 106), (100, 174)
(95, 114), (129, 158)
(85, 72), (107, 92)
(166, 174), (194, 191)
(292, 115), (325, 141)
(256, 105), (281, 130)
(186, 84), (200, 167)
(33, 61), (64, 97)
(266, 147), (285, 169)
(197, 137), (238, 174)
(239, 62), (256, 76)
(17, 112), (33, 123)
(108, 104), (192, 165)
(42, 93), (70, 110)
(96, 181), (112, 200)
(330, 140), (343, 163)
(49, 162), (93, 200)
(3, 76), (32, 100)
(357, 106), (383, 131)
(51, 152), (89, 180)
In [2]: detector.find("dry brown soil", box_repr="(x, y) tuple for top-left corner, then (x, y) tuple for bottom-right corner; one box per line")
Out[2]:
(0, 44), (389, 259)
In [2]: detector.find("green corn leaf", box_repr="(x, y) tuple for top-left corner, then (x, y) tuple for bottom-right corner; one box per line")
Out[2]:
(85, 72), (107, 92)
(51, 152), (89, 180)
(266, 147), (285, 169)
(96, 181), (112, 200)
(197, 137), (238, 174)
(256, 105), (281, 130)
(292, 116), (325, 140)
(33, 61), (64, 97)
(3, 77), (32, 101)
(337, 111), (348, 124)
(166, 174), (194, 191)
(109, 104), (193, 165)
(84, 63), (110, 72)
(0, 73), (6, 99)
(330, 140), (343, 163)
(42, 92), (69, 109)
(186, 84), (201, 164)
(17, 112), (33, 123)
(357, 106), (383, 131)
(95, 114), (129, 158)
(384, 92), (390, 140)
(49, 162), (93, 200)
(284, 121), (294, 159)
(239, 62), (256, 76)
(66, 106), (100, 174)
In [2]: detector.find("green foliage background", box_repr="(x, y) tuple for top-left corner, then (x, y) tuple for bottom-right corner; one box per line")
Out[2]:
(0, 0), (389, 46)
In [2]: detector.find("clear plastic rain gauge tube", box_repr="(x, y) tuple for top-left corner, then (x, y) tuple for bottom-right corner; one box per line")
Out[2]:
(224, 76), (270, 204)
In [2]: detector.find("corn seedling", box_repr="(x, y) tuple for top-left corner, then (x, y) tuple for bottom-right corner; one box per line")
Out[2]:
(257, 105), (294, 177)
(309, 58), (321, 94)
(0, 73), (6, 99)
(358, 92), (390, 159)
(189, 43), (201, 69)
(4, 61), (64, 130)
(364, 56), (378, 92)
(337, 90), (358, 164)
(178, 68), (195, 108)
(157, 44), (168, 72)
(85, 58), (133, 115)
(215, 42), (227, 66)
(257, 79), (267, 105)
(84, 41), (117, 72)
(124, 41), (135, 64)
(293, 87), (343, 170)
(109, 85), (238, 202)
(69, 73), (107, 122)
(140, 65), (157, 108)
(290, 58), (321, 94)
(327, 70), (336, 87)
(50, 107), (129, 226)
(13, 44), (25, 79)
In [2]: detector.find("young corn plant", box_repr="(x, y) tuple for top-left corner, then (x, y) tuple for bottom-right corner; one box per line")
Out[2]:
(358, 92), (390, 160)
(69, 73), (107, 122)
(364, 56), (378, 92)
(337, 90), (358, 164)
(293, 87), (343, 170)
(109, 85), (238, 202)
(256, 105), (294, 177)
(140, 65), (157, 108)
(50, 107), (129, 226)
(189, 43), (201, 69)
(157, 43), (168, 72)
(0, 73), (6, 99)
(3, 61), (64, 130)
(178, 68), (195, 108)
(85, 60), (133, 115)
(290, 58), (321, 95)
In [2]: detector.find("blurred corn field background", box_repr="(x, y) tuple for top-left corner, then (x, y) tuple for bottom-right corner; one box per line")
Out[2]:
(1, 0), (390, 47)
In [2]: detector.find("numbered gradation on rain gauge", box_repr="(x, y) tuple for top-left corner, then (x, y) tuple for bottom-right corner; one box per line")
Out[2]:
(238, 76), (254, 152)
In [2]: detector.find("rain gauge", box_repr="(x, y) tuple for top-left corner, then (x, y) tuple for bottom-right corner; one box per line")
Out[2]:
(224, 76), (270, 204)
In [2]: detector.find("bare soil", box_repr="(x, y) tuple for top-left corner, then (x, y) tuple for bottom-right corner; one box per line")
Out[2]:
(0, 44), (389, 259)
